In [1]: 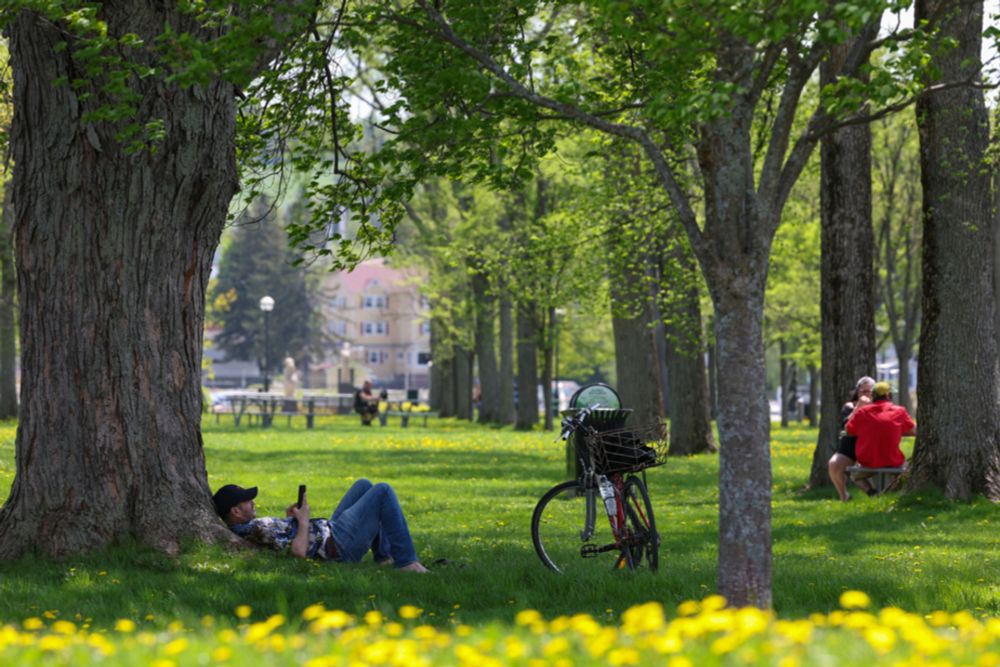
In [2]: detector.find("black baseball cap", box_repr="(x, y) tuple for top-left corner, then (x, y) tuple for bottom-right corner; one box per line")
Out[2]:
(213, 484), (258, 518)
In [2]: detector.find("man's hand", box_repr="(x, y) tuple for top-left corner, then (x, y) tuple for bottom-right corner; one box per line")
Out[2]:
(858, 395), (873, 406)
(286, 497), (310, 522)
(287, 494), (311, 558)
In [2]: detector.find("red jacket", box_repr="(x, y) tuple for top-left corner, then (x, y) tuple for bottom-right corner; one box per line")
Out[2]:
(845, 400), (914, 468)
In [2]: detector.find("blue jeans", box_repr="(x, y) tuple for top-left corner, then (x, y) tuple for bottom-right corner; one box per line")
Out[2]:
(330, 479), (418, 568)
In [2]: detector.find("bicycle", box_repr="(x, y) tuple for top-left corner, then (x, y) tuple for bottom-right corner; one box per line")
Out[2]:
(531, 405), (668, 574)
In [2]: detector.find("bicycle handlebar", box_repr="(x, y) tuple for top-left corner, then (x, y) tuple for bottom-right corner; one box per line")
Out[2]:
(559, 403), (601, 440)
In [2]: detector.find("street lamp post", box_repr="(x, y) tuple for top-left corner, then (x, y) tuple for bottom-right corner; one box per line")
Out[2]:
(259, 296), (275, 393)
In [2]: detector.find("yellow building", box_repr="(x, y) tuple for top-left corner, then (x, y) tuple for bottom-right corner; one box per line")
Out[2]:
(317, 258), (431, 392)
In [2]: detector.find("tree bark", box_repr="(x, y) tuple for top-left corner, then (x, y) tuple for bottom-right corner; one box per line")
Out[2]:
(515, 302), (539, 430)
(429, 317), (444, 412)
(661, 243), (715, 455)
(437, 354), (456, 417)
(541, 307), (554, 431)
(711, 280), (772, 609)
(498, 294), (515, 425)
(809, 33), (877, 489)
(807, 364), (819, 426)
(611, 307), (663, 427)
(0, 188), (18, 419)
(911, 0), (1000, 499)
(610, 245), (664, 429)
(0, 6), (243, 558)
(694, 105), (772, 608)
(472, 272), (501, 423)
(453, 346), (473, 421)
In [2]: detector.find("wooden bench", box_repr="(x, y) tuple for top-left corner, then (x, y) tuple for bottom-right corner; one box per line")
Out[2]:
(846, 465), (905, 493)
(378, 409), (440, 427)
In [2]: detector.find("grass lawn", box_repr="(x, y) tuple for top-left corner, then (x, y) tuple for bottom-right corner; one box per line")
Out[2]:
(0, 416), (997, 665)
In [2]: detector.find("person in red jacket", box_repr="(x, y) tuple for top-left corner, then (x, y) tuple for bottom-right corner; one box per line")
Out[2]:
(842, 382), (915, 496)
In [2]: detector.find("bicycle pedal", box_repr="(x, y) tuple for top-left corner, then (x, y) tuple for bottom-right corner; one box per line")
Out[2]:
(580, 544), (600, 558)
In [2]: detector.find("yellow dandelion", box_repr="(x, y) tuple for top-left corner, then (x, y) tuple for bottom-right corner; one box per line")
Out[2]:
(864, 626), (896, 654)
(364, 610), (383, 626)
(543, 637), (570, 657)
(211, 646), (233, 662)
(701, 595), (727, 612)
(302, 604), (326, 621)
(51, 620), (76, 635)
(608, 647), (641, 666)
(677, 600), (700, 616)
(114, 619), (136, 633)
(839, 590), (871, 610)
(515, 609), (543, 626)
(399, 605), (423, 620)
(235, 605), (252, 619)
(164, 638), (189, 656)
(38, 635), (67, 651)
(22, 618), (43, 631)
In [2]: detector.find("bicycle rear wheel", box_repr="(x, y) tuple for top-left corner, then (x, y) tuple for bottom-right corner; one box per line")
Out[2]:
(621, 475), (659, 571)
(531, 480), (620, 574)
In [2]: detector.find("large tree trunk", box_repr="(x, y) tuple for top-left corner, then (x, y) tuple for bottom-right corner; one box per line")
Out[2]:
(610, 249), (664, 428)
(710, 280), (772, 608)
(0, 189), (18, 419)
(515, 302), (539, 430)
(911, 0), (1000, 499)
(611, 309), (663, 426)
(454, 346), (473, 421)
(661, 242), (715, 455)
(0, 7), (241, 558)
(437, 354), (456, 418)
(472, 272), (501, 423)
(541, 307), (554, 431)
(429, 318), (444, 412)
(692, 105), (772, 608)
(809, 33), (877, 489)
(498, 294), (515, 425)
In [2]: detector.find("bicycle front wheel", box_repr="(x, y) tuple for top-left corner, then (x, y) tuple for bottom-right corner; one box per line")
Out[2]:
(532, 480), (621, 574)
(622, 475), (659, 571)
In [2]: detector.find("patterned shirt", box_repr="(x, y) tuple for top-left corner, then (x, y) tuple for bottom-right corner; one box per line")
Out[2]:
(230, 517), (333, 559)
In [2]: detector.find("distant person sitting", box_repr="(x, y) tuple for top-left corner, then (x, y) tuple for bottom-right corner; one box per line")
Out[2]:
(844, 381), (915, 495)
(354, 380), (380, 426)
(213, 480), (428, 572)
(828, 376), (876, 501)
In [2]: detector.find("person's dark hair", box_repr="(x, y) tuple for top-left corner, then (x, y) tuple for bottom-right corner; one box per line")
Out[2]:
(848, 388), (860, 403)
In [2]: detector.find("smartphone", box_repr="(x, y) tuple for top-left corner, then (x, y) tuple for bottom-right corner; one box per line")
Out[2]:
(297, 484), (306, 509)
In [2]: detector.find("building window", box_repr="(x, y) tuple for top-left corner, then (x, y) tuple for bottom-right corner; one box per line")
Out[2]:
(330, 296), (347, 309)
(368, 351), (380, 364)
(417, 352), (431, 366)
(361, 321), (388, 336)
(363, 295), (387, 309)
(419, 321), (431, 336)
(327, 321), (347, 336)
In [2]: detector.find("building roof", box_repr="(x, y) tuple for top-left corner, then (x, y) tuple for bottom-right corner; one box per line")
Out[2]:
(333, 257), (423, 294)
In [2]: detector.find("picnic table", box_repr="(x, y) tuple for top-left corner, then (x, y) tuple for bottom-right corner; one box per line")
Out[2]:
(377, 403), (440, 427)
(213, 392), (354, 428)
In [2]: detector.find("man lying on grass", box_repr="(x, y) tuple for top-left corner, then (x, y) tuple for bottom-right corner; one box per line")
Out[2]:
(213, 480), (429, 573)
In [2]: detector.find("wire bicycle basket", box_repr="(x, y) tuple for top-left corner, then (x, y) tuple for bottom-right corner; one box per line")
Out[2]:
(584, 421), (669, 474)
